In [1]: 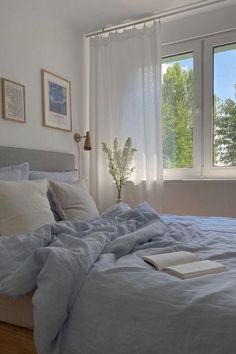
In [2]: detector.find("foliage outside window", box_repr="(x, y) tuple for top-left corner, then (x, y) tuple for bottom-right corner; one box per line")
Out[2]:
(213, 43), (236, 167)
(162, 53), (193, 169)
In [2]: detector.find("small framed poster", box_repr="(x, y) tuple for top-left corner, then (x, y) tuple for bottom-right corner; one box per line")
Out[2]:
(41, 70), (72, 132)
(2, 78), (26, 123)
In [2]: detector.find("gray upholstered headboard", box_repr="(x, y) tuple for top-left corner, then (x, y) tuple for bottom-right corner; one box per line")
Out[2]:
(0, 146), (75, 171)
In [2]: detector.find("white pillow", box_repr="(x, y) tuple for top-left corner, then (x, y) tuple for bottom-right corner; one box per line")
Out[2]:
(50, 180), (99, 222)
(0, 162), (29, 181)
(0, 179), (55, 236)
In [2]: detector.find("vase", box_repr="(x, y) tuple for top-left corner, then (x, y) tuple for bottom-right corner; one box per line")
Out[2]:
(116, 188), (122, 203)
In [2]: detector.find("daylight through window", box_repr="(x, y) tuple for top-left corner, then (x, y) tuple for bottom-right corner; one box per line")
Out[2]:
(213, 43), (236, 167)
(162, 53), (193, 169)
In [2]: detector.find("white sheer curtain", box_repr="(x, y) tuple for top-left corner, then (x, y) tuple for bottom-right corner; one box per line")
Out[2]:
(89, 22), (163, 212)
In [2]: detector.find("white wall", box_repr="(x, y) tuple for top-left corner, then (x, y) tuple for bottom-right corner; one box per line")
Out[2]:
(161, 3), (236, 217)
(161, 2), (236, 45)
(0, 15), (85, 156)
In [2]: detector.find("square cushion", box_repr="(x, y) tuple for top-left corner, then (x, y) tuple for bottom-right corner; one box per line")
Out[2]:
(50, 180), (99, 222)
(29, 170), (76, 221)
(0, 179), (55, 236)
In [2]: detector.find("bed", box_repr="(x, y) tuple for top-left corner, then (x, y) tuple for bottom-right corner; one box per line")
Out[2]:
(1, 146), (236, 354)
(0, 146), (75, 354)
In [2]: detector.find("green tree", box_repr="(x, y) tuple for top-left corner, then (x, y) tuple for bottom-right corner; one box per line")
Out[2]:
(162, 63), (193, 168)
(162, 63), (236, 168)
(214, 90), (236, 166)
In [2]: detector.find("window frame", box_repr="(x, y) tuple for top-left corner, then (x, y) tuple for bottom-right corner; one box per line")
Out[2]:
(203, 30), (236, 178)
(161, 40), (202, 180)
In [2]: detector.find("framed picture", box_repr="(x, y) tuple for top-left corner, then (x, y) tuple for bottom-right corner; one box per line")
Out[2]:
(1, 78), (26, 123)
(41, 70), (72, 132)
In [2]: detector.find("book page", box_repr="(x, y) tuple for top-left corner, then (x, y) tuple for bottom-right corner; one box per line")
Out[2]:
(165, 260), (226, 279)
(142, 251), (199, 271)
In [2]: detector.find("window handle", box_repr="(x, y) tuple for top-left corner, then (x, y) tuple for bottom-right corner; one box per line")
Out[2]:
(193, 105), (201, 114)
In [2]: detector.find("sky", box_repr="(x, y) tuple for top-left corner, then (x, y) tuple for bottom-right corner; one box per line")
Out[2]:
(162, 48), (236, 103)
(214, 47), (236, 103)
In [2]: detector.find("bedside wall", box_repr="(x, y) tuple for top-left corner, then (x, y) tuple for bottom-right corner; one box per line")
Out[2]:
(163, 180), (236, 218)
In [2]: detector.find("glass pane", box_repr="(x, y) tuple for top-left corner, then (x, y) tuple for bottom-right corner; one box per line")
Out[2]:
(162, 52), (193, 169)
(213, 43), (236, 167)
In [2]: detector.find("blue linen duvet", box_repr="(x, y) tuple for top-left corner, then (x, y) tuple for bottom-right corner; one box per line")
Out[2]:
(1, 202), (236, 354)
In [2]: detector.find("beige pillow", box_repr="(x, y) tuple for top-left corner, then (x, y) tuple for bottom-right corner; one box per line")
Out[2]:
(50, 180), (99, 222)
(0, 179), (55, 236)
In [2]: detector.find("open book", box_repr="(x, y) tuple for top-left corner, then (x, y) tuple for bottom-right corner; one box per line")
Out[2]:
(142, 251), (226, 279)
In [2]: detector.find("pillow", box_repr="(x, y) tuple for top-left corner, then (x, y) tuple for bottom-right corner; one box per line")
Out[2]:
(29, 170), (76, 221)
(50, 180), (99, 222)
(0, 179), (55, 236)
(29, 170), (76, 183)
(0, 162), (29, 181)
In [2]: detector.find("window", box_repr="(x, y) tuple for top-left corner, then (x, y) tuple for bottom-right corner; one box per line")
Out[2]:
(204, 31), (236, 178)
(213, 43), (236, 167)
(162, 52), (194, 169)
(162, 31), (236, 179)
(161, 41), (201, 179)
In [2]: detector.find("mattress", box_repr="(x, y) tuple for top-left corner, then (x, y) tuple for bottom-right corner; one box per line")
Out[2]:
(0, 292), (33, 329)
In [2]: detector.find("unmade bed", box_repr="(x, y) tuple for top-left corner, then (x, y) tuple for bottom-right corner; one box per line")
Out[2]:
(0, 147), (236, 354)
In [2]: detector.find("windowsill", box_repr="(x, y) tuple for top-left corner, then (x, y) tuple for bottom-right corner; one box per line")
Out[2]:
(164, 178), (236, 182)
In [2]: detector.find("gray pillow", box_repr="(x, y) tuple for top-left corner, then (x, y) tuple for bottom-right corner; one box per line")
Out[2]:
(29, 170), (76, 221)
(0, 162), (29, 181)
(50, 180), (99, 222)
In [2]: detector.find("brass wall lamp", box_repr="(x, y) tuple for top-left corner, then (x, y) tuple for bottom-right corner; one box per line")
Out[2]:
(74, 131), (92, 151)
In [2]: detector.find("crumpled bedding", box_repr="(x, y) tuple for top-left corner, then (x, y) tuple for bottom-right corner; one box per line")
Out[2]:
(0, 202), (236, 354)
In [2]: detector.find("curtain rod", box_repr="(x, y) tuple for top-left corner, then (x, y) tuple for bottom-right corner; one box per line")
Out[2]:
(86, 0), (227, 38)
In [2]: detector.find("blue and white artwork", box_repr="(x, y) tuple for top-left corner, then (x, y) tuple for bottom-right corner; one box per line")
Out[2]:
(43, 70), (71, 131)
(49, 81), (67, 115)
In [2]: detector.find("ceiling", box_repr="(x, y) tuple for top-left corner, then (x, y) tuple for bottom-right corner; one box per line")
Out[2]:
(0, 0), (234, 34)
